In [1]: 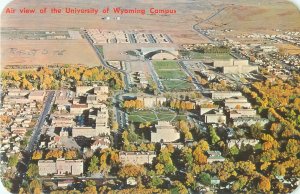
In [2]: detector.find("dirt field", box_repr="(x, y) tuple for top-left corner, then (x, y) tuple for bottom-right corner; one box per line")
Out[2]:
(276, 43), (300, 55)
(3, 0), (298, 45)
(1, 39), (100, 68)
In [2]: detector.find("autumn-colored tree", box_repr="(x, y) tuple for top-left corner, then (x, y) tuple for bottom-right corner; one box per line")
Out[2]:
(193, 146), (207, 165)
(258, 176), (271, 192)
(32, 151), (43, 160)
(118, 165), (146, 179)
(64, 150), (77, 159)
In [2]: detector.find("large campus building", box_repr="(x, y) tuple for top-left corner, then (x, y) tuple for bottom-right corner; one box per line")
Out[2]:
(213, 59), (258, 74)
(151, 121), (180, 143)
(38, 159), (83, 176)
(119, 151), (156, 165)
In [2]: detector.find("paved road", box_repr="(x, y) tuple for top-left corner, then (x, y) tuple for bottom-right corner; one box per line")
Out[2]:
(83, 31), (130, 91)
(179, 60), (207, 93)
(192, 5), (231, 44)
(145, 60), (164, 93)
(26, 91), (55, 152)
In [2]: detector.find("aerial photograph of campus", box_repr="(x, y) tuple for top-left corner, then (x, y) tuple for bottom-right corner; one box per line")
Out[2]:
(0, 0), (299, 193)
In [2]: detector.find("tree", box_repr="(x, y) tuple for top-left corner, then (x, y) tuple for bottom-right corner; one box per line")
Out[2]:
(64, 150), (77, 159)
(209, 126), (220, 144)
(258, 176), (271, 192)
(231, 176), (248, 192)
(171, 181), (188, 194)
(230, 145), (239, 155)
(148, 176), (163, 188)
(83, 186), (97, 194)
(29, 179), (41, 192)
(8, 154), (19, 167)
(155, 163), (164, 175)
(185, 173), (195, 187)
(32, 151), (43, 160)
(118, 165), (146, 179)
(27, 164), (39, 178)
(88, 156), (99, 174)
(199, 172), (211, 186)
(193, 146), (207, 165)
(112, 121), (119, 131)
(286, 139), (300, 155)
(2, 180), (13, 191)
(197, 140), (209, 152)
(85, 180), (96, 187)
(236, 161), (256, 175)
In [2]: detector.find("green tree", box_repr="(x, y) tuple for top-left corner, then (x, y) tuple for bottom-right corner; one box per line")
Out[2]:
(8, 154), (19, 167)
(199, 172), (211, 186)
(26, 164), (39, 178)
(88, 156), (99, 174)
(148, 176), (163, 188)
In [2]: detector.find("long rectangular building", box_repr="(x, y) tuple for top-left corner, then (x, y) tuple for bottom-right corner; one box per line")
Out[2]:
(38, 159), (83, 176)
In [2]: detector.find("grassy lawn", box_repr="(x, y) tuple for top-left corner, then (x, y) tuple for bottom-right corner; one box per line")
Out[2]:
(128, 110), (186, 123)
(162, 80), (194, 91)
(190, 52), (232, 60)
(153, 60), (180, 70)
(153, 60), (186, 79)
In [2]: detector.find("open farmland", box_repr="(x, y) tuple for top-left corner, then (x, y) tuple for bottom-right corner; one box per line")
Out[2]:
(1, 39), (100, 68)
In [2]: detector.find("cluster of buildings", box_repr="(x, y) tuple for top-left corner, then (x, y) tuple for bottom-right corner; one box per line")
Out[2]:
(0, 89), (45, 156)
(86, 29), (172, 44)
(129, 71), (149, 88)
(41, 85), (111, 151)
(200, 91), (268, 127)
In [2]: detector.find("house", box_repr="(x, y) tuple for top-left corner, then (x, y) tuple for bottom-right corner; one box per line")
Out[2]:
(207, 151), (225, 163)
(119, 151), (156, 165)
(91, 137), (110, 151)
(38, 159), (83, 176)
(127, 177), (137, 186)
(211, 176), (221, 185)
(28, 90), (46, 102)
(204, 109), (226, 124)
(227, 138), (259, 148)
(151, 121), (180, 143)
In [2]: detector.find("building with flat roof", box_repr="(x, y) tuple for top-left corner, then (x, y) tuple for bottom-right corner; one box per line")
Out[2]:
(28, 90), (46, 102)
(204, 110), (226, 124)
(119, 151), (156, 166)
(210, 91), (242, 100)
(38, 159), (83, 176)
(213, 59), (258, 74)
(136, 95), (166, 108)
(151, 121), (180, 143)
